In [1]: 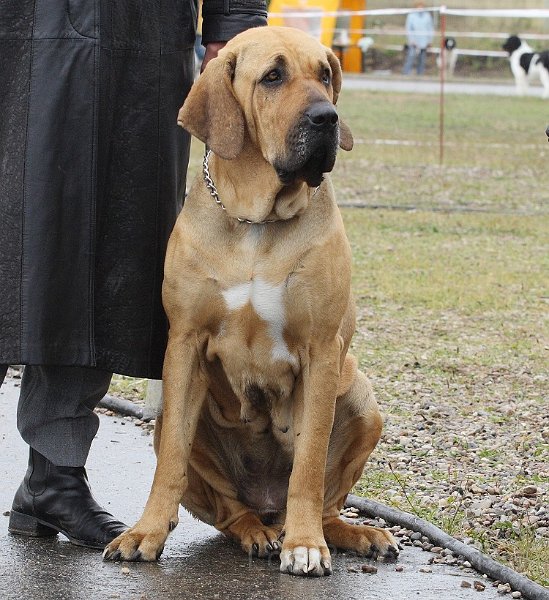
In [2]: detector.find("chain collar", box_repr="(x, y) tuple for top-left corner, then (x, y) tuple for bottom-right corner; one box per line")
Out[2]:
(202, 150), (319, 225)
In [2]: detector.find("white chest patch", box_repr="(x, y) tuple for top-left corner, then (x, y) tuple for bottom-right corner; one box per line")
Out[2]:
(222, 278), (298, 367)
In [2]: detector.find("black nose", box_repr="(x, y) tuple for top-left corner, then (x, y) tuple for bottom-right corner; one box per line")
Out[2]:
(305, 102), (338, 129)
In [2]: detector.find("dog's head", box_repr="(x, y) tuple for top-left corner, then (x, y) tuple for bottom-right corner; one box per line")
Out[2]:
(503, 35), (522, 55)
(444, 37), (456, 51)
(178, 26), (353, 188)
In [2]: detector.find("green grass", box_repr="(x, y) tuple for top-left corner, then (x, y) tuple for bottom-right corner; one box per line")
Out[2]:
(328, 92), (548, 585)
(344, 210), (547, 314)
(108, 375), (147, 403)
(332, 91), (549, 212)
(339, 92), (546, 147)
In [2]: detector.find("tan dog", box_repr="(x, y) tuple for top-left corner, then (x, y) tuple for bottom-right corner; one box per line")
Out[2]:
(104, 26), (398, 577)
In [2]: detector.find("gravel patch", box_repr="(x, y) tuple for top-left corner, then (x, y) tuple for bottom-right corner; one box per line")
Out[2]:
(351, 304), (548, 586)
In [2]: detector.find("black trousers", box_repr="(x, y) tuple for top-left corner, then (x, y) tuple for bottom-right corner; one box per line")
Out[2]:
(1, 365), (112, 467)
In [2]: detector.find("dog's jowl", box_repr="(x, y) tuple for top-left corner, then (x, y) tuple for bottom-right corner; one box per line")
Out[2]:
(104, 26), (399, 577)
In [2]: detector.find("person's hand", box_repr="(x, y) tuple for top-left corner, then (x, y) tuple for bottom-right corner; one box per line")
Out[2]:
(201, 42), (226, 73)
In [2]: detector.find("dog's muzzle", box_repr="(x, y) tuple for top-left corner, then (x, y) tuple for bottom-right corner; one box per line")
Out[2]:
(276, 101), (340, 188)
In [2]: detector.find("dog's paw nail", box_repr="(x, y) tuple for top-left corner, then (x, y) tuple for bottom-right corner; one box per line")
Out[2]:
(252, 543), (259, 554)
(279, 549), (293, 573)
(306, 548), (322, 574)
(128, 550), (142, 562)
(156, 545), (165, 560)
(169, 520), (177, 531)
(110, 550), (122, 562)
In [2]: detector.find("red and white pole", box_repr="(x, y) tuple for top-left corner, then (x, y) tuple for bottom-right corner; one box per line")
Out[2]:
(439, 5), (447, 165)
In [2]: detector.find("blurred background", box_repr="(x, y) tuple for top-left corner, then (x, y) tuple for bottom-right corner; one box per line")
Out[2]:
(266, 0), (549, 79)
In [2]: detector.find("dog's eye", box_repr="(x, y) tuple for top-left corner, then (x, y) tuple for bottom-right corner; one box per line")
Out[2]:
(322, 68), (331, 85)
(262, 69), (282, 85)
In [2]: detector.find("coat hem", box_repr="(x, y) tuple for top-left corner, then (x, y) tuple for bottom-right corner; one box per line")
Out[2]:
(0, 349), (161, 380)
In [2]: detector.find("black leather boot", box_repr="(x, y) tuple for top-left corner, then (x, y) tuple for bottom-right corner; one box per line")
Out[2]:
(8, 448), (127, 549)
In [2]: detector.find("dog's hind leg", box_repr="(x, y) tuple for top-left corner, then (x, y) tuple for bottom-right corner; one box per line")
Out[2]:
(224, 511), (283, 558)
(181, 461), (283, 558)
(175, 419), (284, 559)
(322, 363), (399, 559)
(187, 485), (283, 558)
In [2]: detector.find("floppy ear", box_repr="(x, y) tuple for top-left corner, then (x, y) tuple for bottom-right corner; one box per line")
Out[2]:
(326, 49), (354, 152)
(177, 52), (245, 160)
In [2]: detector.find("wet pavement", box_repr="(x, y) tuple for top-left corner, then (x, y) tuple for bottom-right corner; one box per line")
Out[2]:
(0, 378), (505, 600)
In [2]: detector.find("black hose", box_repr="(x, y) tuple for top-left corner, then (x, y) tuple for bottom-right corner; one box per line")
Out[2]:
(97, 394), (144, 420)
(345, 494), (549, 600)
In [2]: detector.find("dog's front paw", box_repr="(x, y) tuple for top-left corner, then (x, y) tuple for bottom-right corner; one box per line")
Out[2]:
(103, 519), (174, 562)
(279, 542), (332, 577)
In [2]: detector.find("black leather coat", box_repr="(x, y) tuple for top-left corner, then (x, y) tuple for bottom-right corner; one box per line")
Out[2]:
(0, 0), (267, 379)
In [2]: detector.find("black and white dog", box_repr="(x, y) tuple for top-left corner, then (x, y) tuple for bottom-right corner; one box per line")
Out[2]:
(502, 35), (549, 99)
(437, 37), (458, 77)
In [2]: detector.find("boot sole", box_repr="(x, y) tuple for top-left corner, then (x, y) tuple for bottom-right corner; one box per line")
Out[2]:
(8, 510), (106, 549)
(8, 510), (58, 537)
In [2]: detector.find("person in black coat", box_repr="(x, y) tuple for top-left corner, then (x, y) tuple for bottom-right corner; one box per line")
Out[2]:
(0, 0), (267, 549)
